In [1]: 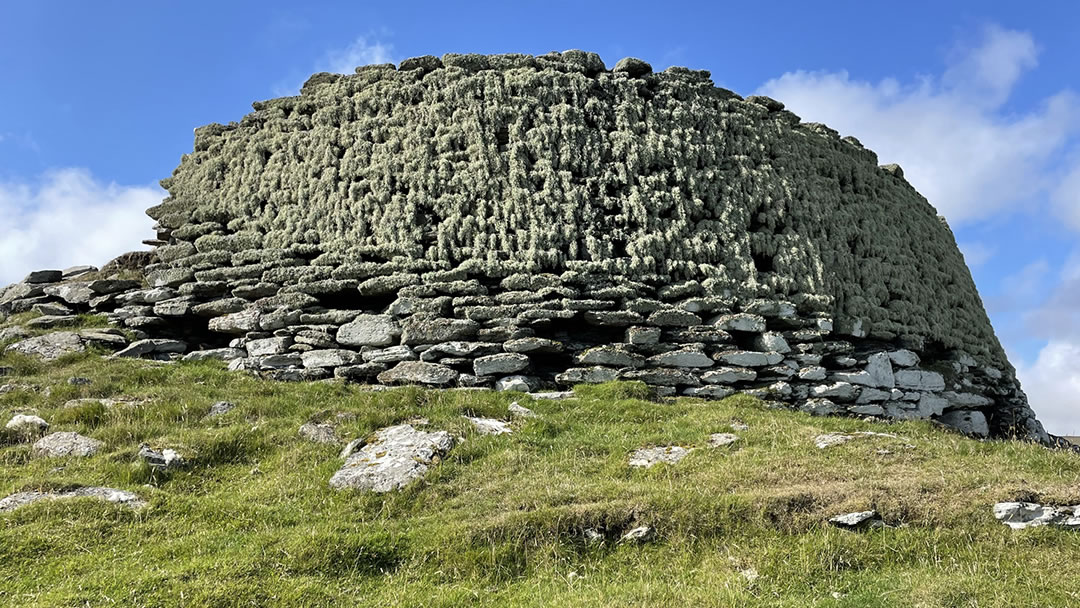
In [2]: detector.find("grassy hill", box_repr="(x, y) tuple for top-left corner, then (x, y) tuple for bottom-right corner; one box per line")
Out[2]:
(2, 335), (1080, 606)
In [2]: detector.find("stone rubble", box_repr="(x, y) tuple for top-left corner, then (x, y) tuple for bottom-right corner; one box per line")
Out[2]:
(629, 446), (692, 468)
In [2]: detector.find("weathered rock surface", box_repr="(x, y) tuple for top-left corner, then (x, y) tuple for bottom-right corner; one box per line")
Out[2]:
(993, 502), (1080, 530)
(5, 414), (49, 436)
(467, 416), (513, 435)
(629, 446), (692, 468)
(829, 510), (883, 530)
(6, 332), (85, 361)
(299, 422), (339, 444)
(0, 487), (146, 512)
(377, 361), (458, 386)
(138, 444), (186, 469)
(32, 432), (104, 458)
(329, 424), (454, 492)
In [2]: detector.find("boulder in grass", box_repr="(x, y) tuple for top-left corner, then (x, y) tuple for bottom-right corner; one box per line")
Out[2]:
(329, 424), (454, 492)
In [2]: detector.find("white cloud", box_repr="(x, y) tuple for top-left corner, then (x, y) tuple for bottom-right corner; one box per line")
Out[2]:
(1012, 252), (1080, 435)
(323, 36), (394, 75)
(1016, 341), (1080, 436)
(0, 168), (161, 285)
(272, 35), (395, 96)
(958, 241), (996, 268)
(1053, 161), (1080, 231)
(757, 25), (1080, 225)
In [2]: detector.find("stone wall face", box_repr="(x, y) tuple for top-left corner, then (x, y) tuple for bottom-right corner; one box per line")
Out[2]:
(0, 51), (1050, 444)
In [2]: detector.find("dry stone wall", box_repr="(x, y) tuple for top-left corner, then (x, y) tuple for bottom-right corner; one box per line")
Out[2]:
(0, 51), (1051, 445)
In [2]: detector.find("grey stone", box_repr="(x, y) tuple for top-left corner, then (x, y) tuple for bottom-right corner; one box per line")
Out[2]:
(620, 368), (700, 386)
(496, 375), (533, 392)
(504, 337), (563, 353)
(61, 265), (97, 279)
(619, 525), (654, 543)
(508, 401), (537, 418)
(612, 57), (652, 77)
(208, 308), (262, 334)
(113, 339), (187, 359)
(5, 332), (85, 361)
(329, 424), (454, 492)
(207, 401), (235, 416)
(377, 361), (458, 386)
(646, 309), (701, 327)
(0, 487), (145, 512)
(299, 422), (339, 444)
(942, 391), (993, 408)
(894, 369), (945, 392)
(797, 366), (827, 381)
(362, 345), (416, 364)
(753, 332), (791, 354)
(26, 315), (77, 329)
(420, 341), (501, 359)
(467, 416), (513, 435)
(23, 270), (62, 283)
(682, 386), (735, 399)
(474, 353), (530, 376)
(993, 502), (1080, 530)
(801, 398), (842, 416)
(829, 510), (883, 530)
(626, 326), (661, 345)
(743, 299), (797, 319)
(257, 353), (303, 369)
(302, 349), (361, 368)
(5, 414), (48, 435)
(336, 314), (399, 347)
(937, 410), (989, 437)
(701, 366), (756, 384)
(708, 433), (739, 447)
(182, 348), (246, 362)
(577, 345), (644, 368)
(555, 366), (618, 384)
(629, 446), (690, 468)
(32, 302), (72, 316)
(400, 316), (478, 345)
(87, 279), (140, 294)
(583, 310), (643, 326)
(888, 349), (920, 367)
(714, 351), (783, 368)
(647, 348), (713, 368)
(711, 313), (766, 333)
(246, 336), (292, 357)
(849, 404), (885, 416)
(811, 382), (859, 401)
(138, 444), (186, 469)
(0, 326), (32, 342)
(43, 282), (94, 304)
(32, 431), (103, 458)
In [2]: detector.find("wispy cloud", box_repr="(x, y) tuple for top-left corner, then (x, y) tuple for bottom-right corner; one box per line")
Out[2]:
(272, 35), (396, 97)
(323, 36), (394, 74)
(0, 169), (161, 285)
(758, 24), (1080, 227)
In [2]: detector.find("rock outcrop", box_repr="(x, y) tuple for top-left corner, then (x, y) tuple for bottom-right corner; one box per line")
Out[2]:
(0, 51), (1051, 444)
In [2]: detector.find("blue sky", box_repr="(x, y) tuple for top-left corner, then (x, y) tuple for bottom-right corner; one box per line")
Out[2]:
(1, 1), (1078, 432)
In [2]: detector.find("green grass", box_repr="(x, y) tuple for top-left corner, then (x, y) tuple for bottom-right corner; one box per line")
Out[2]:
(1, 349), (1079, 607)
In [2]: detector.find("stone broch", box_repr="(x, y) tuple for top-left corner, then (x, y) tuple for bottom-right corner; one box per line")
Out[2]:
(0, 50), (1052, 445)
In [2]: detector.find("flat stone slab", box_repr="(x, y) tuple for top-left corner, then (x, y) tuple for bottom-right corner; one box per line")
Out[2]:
(32, 431), (104, 457)
(994, 502), (1080, 530)
(829, 510), (883, 530)
(5, 332), (85, 361)
(329, 424), (454, 492)
(814, 431), (900, 449)
(467, 416), (513, 435)
(299, 422), (339, 444)
(707, 433), (739, 447)
(629, 446), (692, 468)
(0, 487), (146, 512)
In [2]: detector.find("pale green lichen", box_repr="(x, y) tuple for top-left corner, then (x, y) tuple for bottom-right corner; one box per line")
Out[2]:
(151, 51), (1003, 363)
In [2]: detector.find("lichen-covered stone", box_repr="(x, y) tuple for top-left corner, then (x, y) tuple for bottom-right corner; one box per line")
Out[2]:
(336, 315), (399, 347)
